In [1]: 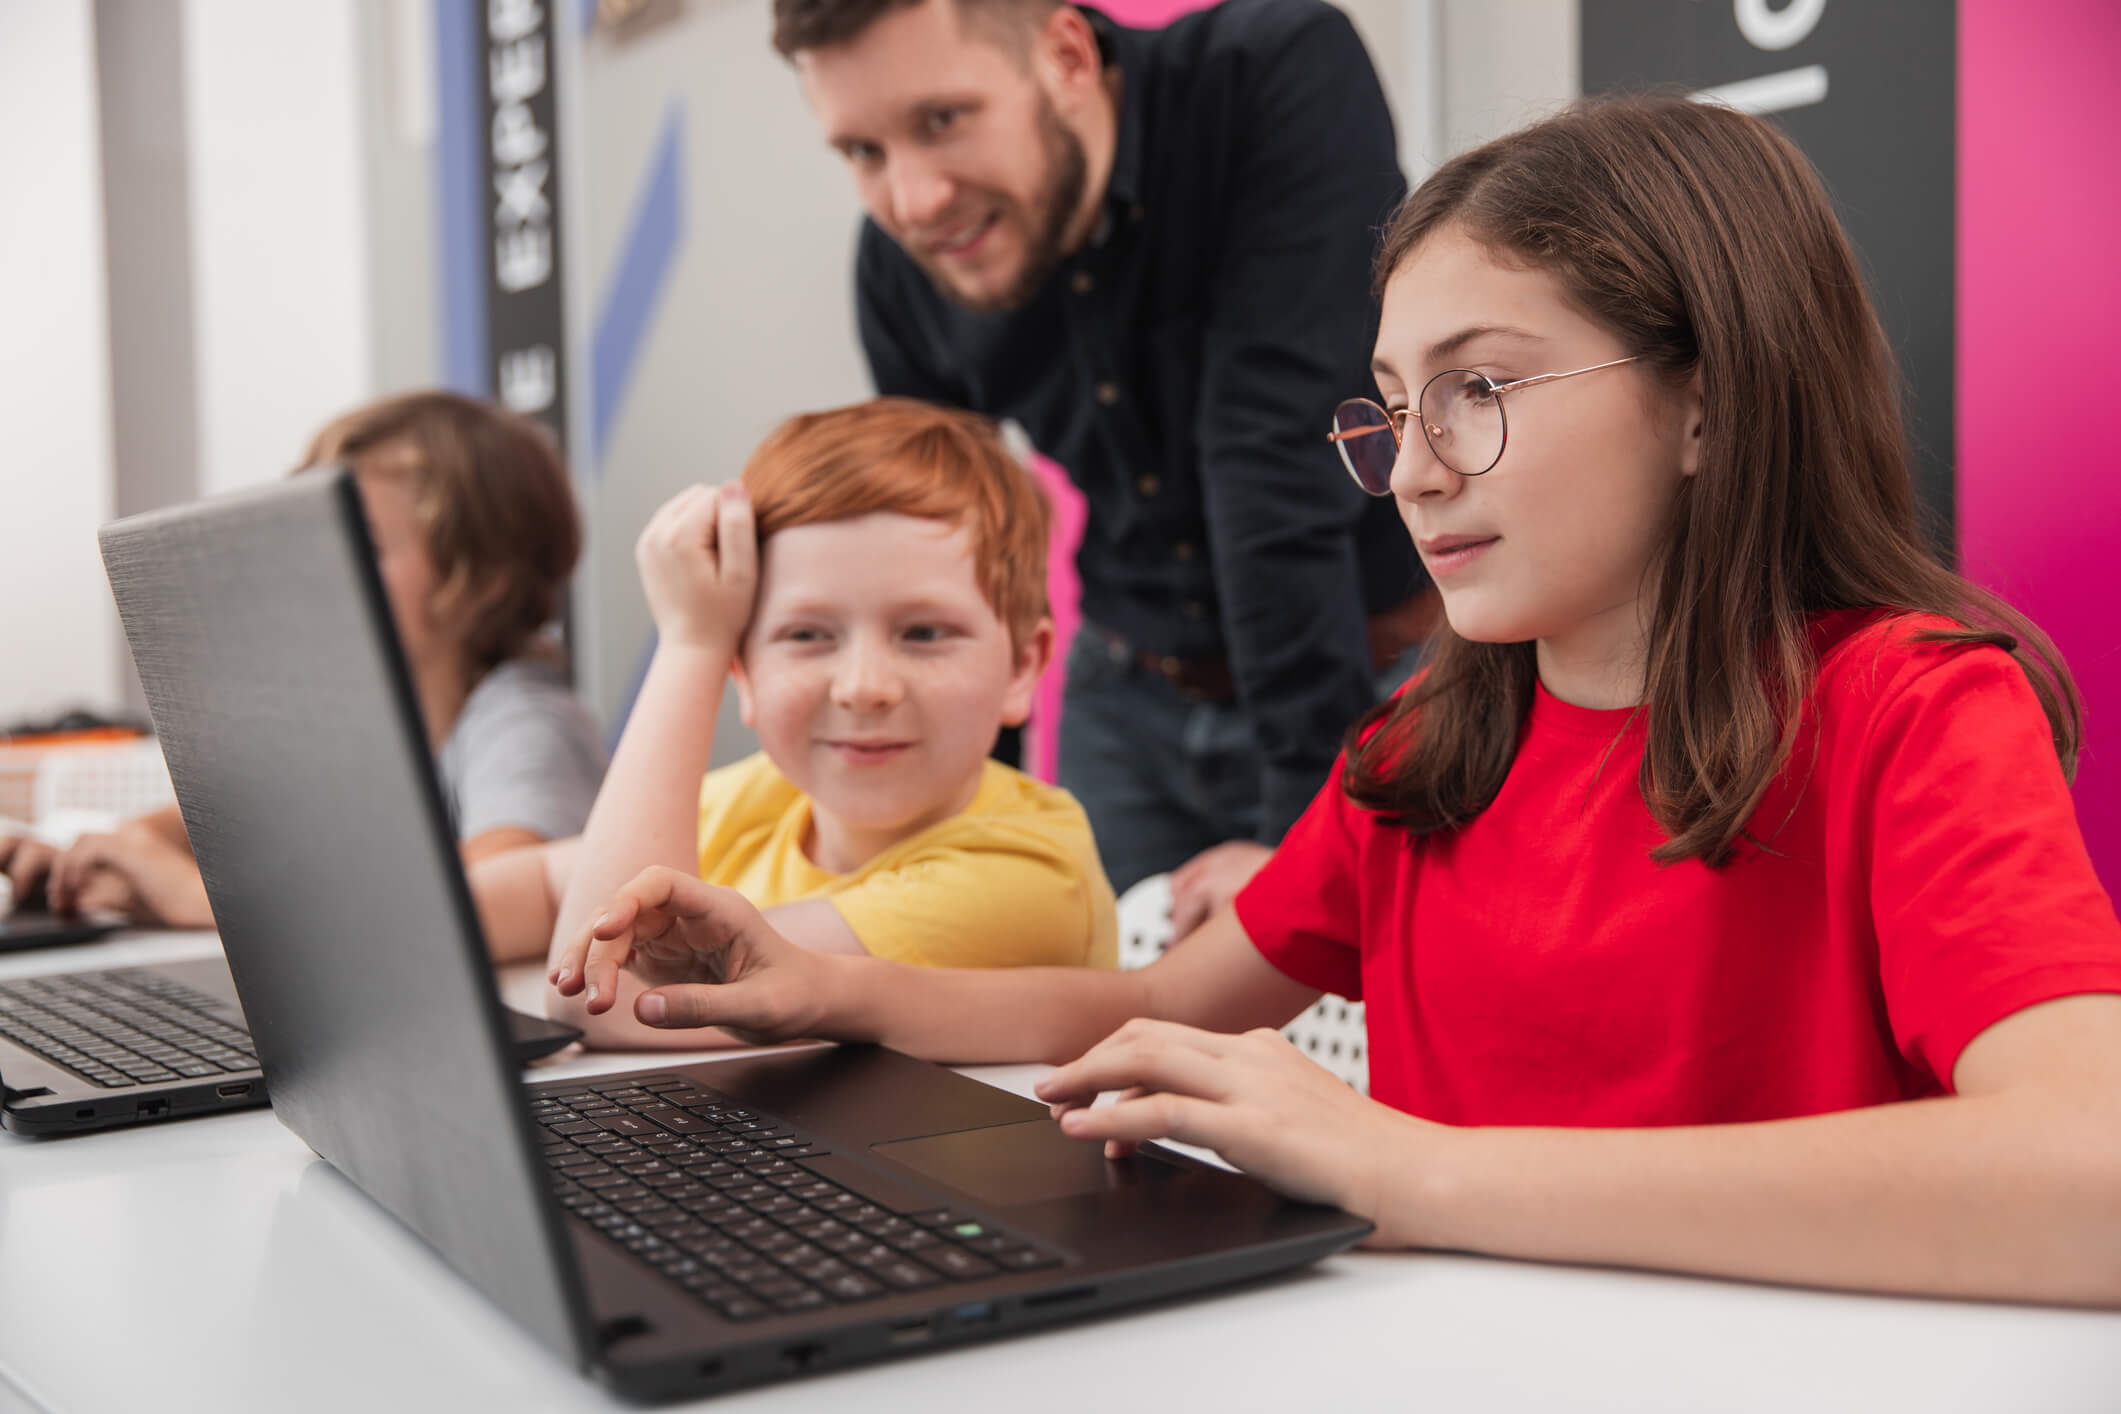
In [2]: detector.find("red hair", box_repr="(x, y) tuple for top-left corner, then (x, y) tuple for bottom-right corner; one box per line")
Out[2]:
(740, 398), (1051, 652)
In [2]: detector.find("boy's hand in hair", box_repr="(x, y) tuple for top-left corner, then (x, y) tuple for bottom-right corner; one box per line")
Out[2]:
(549, 865), (836, 1045)
(635, 481), (758, 659)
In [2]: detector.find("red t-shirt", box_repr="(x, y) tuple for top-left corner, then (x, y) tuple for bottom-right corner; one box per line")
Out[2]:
(1235, 611), (2121, 1126)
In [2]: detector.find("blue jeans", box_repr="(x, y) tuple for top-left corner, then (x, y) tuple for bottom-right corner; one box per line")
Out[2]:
(1057, 629), (1418, 893)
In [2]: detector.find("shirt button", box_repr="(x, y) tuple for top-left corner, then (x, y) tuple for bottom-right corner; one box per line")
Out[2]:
(1183, 599), (1207, 620)
(1173, 539), (1196, 562)
(1070, 270), (1094, 295)
(1096, 382), (1121, 407)
(1136, 473), (1161, 497)
(1130, 204), (1145, 223)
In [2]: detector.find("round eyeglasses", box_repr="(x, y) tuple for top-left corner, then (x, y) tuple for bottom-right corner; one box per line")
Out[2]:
(1326, 356), (1641, 495)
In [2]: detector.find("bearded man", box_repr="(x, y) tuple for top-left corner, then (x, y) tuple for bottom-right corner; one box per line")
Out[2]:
(776, 0), (1432, 922)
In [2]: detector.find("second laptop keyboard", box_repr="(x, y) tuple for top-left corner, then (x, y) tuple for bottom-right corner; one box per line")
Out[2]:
(0, 967), (259, 1089)
(533, 1074), (1062, 1323)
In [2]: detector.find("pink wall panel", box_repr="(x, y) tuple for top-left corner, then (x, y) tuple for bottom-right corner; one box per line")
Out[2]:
(1092, 0), (1219, 25)
(1023, 453), (1087, 783)
(1958, 0), (2121, 889)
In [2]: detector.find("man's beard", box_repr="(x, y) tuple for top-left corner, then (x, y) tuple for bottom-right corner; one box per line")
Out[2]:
(918, 95), (1089, 316)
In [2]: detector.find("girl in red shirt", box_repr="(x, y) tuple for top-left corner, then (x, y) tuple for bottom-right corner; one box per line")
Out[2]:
(553, 96), (2121, 1304)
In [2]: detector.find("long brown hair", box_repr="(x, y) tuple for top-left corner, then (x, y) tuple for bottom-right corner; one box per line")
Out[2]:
(302, 392), (580, 675)
(1345, 95), (2080, 866)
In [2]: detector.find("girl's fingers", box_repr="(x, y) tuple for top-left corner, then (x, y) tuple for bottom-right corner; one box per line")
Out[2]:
(1059, 1090), (1226, 1152)
(1105, 1085), (1152, 1160)
(1036, 1020), (1236, 1107)
(550, 901), (626, 991)
(1038, 1040), (1236, 1119)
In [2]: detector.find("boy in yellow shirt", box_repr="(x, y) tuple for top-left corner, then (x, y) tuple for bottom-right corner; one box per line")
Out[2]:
(476, 398), (1115, 1048)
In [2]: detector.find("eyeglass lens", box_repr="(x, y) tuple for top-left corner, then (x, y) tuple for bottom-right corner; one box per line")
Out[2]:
(1329, 399), (1397, 494)
(1332, 371), (1507, 494)
(1419, 370), (1505, 477)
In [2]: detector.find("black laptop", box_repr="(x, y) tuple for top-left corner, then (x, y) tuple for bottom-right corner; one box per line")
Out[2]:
(0, 948), (580, 1136)
(0, 908), (127, 953)
(98, 468), (1370, 1400)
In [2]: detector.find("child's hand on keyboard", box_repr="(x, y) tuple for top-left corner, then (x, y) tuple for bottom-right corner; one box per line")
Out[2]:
(0, 829), (58, 914)
(549, 866), (832, 1043)
(47, 824), (213, 928)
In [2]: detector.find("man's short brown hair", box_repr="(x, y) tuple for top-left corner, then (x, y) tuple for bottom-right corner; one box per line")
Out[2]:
(300, 391), (581, 674)
(771, 0), (1059, 58)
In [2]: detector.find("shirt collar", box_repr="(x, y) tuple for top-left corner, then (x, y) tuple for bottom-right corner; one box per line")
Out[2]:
(1078, 5), (1146, 214)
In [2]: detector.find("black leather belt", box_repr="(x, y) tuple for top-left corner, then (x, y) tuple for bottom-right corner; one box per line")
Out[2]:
(1088, 589), (1439, 705)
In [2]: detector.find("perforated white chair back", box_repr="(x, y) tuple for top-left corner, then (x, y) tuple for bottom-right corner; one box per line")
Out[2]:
(31, 739), (176, 825)
(1113, 874), (1369, 1092)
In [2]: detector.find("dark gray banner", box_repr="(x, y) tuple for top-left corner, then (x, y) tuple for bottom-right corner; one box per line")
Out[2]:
(481, 0), (570, 454)
(1580, 1), (1956, 550)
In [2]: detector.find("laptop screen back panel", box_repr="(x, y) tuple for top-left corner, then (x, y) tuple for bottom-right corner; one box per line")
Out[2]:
(99, 471), (594, 1367)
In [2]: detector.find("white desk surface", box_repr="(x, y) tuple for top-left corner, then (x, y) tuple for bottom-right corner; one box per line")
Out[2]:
(3, 933), (2119, 1414)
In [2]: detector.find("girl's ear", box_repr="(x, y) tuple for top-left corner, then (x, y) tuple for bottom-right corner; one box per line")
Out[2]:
(999, 617), (1056, 729)
(1678, 368), (1706, 479)
(731, 655), (756, 729)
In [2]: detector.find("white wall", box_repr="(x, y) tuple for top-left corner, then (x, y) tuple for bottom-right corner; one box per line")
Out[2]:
(0, 3), (119, 726)
(182, 0), (375, 495)
(1438, 0), (1578, 155)
(1, 1), (391, 723)
(574, 4), (873, 728)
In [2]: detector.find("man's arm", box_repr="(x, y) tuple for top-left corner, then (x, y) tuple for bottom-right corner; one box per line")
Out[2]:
(1193, 7), (1412, 841)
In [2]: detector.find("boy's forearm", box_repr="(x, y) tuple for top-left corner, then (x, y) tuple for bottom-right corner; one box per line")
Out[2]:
(550, 645), (728, 966)
(820, 954), (1155, 1065)
(468, 846), (559, 962)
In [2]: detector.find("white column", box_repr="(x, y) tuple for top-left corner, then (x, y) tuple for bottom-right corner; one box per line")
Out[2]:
(0, 2), (120, 724)
(182, 0), (375, 495)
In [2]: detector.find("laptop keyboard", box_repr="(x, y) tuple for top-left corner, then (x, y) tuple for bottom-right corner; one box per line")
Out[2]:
(0, 968), (258, 1089)
(534, 1074), (1062, 1323)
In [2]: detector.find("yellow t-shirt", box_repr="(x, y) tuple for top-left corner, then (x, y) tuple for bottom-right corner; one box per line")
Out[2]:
(694, 753), (1116, 970)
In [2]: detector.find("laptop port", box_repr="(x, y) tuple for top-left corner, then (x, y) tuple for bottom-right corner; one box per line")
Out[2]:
(887, 1319), (934, 1347)
(216, 1081), (252, 1098)
(135, 1099), (169, 1119)
(74, 1106), (95, 1120)
(778, 1341), (826, 1372)
(1021, 1285), (1096, 1310)
(951, 1300), (998, 1327)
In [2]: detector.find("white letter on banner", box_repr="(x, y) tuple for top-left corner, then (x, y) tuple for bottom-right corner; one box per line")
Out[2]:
(492, 103), (548, 167)
(488, 0), (543, 46)
(1735, 0), (1825, 51)
(498, 346), (557, 411)
(495, 225), (552, 292)
(490, 36), (546, 105)
(494, 159), (551, 226)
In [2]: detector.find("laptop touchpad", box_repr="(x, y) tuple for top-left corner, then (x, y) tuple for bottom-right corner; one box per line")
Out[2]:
(873, 1119), (1174, 1207)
